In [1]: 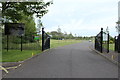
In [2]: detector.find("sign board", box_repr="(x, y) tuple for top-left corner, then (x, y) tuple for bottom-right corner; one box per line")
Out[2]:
(34, 36), (39, 40)
(5, 23), (25, 36)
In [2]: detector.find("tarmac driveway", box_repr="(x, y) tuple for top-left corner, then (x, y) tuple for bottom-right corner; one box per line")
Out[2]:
(3, 41), (118, 78)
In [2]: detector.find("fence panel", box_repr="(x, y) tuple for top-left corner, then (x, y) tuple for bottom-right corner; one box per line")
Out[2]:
(2, 34), (41, 51)
(95, 28), (109, 53)
(115, 35), (120, 53)
(102, 32), (109, 53)
(95, 32), (102, 53)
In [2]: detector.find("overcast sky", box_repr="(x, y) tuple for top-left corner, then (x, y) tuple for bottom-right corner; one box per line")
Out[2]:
(40, 0), (119, 37)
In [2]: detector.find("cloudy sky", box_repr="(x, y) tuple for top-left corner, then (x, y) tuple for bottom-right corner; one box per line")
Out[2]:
(40, 0), (119, 37)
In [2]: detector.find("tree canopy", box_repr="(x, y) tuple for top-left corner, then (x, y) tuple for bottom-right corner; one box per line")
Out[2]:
(2, 1), (53, 22)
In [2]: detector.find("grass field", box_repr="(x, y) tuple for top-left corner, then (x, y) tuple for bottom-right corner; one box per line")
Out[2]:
(109, 44), (114, 51)
(50, 39), (81, 48)
(102, 43), (115, 51)
(2, 39), (81, 62)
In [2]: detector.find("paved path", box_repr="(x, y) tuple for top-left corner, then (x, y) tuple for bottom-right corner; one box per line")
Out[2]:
(3, 41), (118, 78)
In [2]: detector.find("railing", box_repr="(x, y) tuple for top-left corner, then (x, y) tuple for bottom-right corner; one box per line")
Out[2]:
(2, 23), (41, 51)
(95, 28), (103, 53)
(2, 35), (41, 51)
(42, 28), (50, 51)
(95, 28), (109, 53)
(115, 34), (120, 53)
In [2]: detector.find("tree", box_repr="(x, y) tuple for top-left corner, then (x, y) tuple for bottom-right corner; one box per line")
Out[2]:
(68, 32), (74, 39)
(116, 21), (120, 34)
(57, 27), (63, 39)
(50, 31), (59, 39)
(19, 14), (36, 36)
(64, 31), (67, 39)
(2, 1), (53, 23)
(57, 27), (62, 34)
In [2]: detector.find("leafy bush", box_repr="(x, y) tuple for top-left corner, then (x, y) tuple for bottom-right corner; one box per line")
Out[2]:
(109, 40), (114, 44)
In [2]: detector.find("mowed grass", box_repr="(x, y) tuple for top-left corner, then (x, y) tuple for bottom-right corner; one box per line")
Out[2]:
(2, 39), (81, 62)
(2, 50), (42, 62)
(102, 44), (115, 51)
(109, 44), (114, 51)
(50, 39), (81, 48)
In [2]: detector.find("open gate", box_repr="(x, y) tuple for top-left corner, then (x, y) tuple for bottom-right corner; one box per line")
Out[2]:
(95, 28), (103, 53)
(42, 28), (50, 51)
(115, 34), (120, 53)
(95, 28), (109, 53)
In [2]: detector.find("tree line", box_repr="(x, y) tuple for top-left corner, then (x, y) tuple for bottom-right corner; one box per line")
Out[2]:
(47, 27), (94, 40)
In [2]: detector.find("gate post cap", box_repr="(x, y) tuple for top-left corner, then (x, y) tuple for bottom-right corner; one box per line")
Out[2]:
(101, 28), (103, 30)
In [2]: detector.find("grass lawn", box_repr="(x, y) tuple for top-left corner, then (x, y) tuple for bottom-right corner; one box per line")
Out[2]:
(109, 44), (114, 51)
(2, 50), (42, 62)
(50, 39), (81, 48)
(2, 39), (81, 62)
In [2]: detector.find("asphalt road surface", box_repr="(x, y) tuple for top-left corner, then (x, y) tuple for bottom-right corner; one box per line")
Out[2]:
(3, 41), (118, 78)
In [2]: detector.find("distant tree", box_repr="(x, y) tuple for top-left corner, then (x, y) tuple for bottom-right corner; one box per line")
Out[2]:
(64, 31), (67, 39)
(57, 27), (62, 33)
(116, 21), (120, 34)
(57, 27), (63, 39)
(68, 32), (74, 39)
(50, 31), (59, 39)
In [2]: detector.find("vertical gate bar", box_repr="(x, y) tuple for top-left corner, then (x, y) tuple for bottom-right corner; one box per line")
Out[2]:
(101, 28), (103, 53)
(48, 38), (50, 48)
(7, 35), (9, 51)
(107, 33), (109, 53)
(95, 36), (96, 49)
(115, 36), (116, 51)
(21, 36), (22, 51)
(117, 37), (118, 52)
(42, 28), (44, 51)
(117, 34), (120, 53)
(49, 38), (50, 48)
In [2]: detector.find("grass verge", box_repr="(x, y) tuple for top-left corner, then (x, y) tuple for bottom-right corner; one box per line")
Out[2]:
(2, 39), (81, 62)
(2, 50), (41, 62)
(109, 44), (114, 51)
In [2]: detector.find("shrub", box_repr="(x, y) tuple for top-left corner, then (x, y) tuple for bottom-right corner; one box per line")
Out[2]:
(109, 40), (114, 44)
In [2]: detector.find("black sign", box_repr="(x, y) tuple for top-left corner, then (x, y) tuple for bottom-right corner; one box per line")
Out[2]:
(5, 23), (25, 36)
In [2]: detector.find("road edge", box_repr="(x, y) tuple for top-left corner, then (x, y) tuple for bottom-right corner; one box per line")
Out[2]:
(90, 46), (119, 67)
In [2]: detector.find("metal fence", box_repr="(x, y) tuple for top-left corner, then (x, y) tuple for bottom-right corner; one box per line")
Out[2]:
(42, 28), (50, 51)
(115, 34), (120, 53)
(103, 31), (109, 53)
(2, 34), (41, 51)
(95, 28), (109, 53)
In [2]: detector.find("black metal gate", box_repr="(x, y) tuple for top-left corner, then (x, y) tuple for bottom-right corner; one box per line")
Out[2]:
(102, 31), (109, 53)
(42, 28), (50, 51)
(95, 28), (103, 53)
(115, 34), (120, 53)
(95, 28), (109, 53)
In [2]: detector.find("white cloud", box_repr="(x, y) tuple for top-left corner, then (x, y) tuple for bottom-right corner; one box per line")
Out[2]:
(41, 0), (119, 37)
